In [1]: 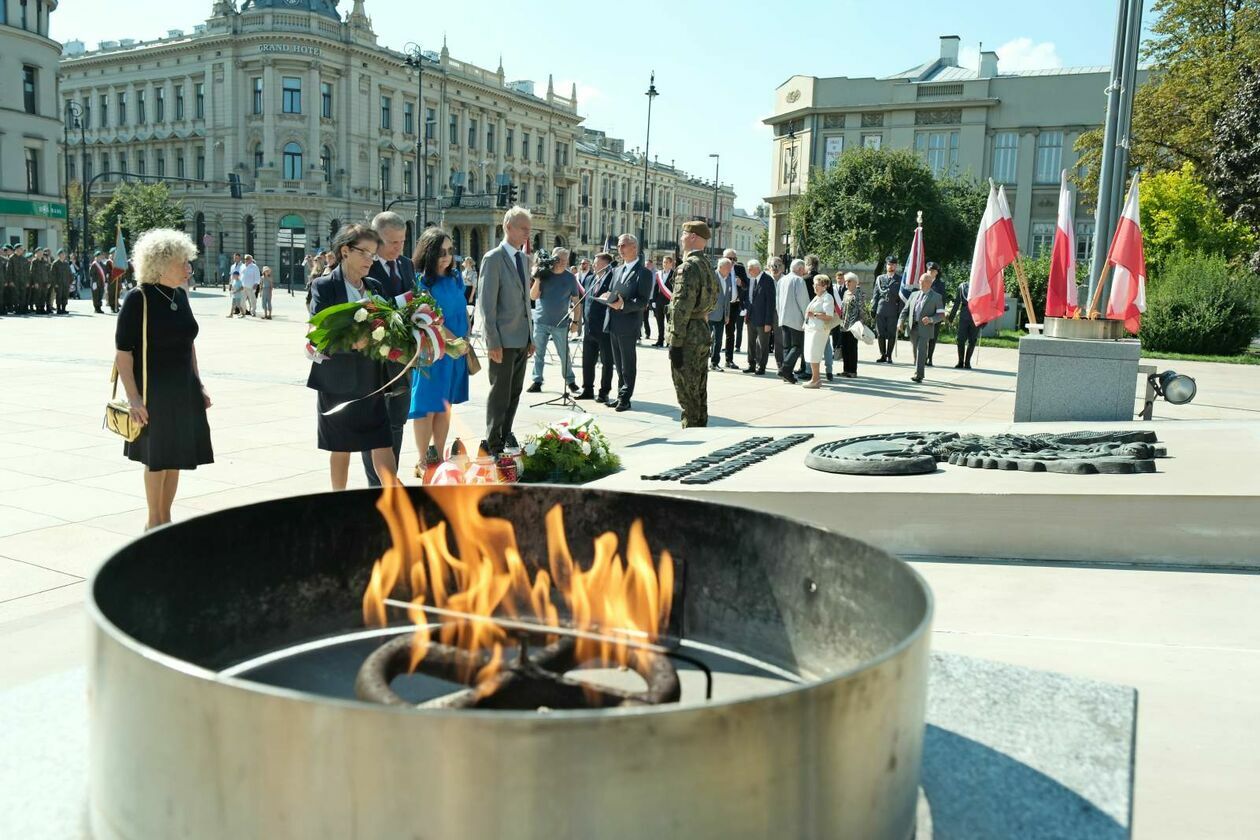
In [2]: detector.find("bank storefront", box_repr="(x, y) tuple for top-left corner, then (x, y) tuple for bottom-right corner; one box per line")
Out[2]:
(0, 197), (67, 251)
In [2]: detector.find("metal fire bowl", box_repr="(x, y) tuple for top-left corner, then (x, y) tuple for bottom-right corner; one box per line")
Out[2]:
(88, 486), (932, 840)
(1042, 315), (1128, 340)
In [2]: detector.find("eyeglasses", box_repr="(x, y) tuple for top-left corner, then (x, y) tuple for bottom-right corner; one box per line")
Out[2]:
(349, 245), (377, 259)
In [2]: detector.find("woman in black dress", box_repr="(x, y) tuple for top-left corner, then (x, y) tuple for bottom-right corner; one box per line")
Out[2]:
(307, 224), (398, 489)
(114, 228), (213, 530)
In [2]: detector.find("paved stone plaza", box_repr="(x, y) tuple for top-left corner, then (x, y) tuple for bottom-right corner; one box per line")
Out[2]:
(2, 290), (1259, 838)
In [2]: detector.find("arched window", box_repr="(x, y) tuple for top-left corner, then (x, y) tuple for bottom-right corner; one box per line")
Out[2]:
(253, 143), (263, 175)
(282, 142), (303, 180)
(320, 146), (332, 182)
(451, 227), (462, 256)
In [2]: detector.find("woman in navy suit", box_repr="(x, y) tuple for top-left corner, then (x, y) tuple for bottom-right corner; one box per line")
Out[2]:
(307, 224), (398, 489)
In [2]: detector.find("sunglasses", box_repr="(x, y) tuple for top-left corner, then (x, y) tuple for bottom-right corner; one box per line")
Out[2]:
(440, 247), (454, 255)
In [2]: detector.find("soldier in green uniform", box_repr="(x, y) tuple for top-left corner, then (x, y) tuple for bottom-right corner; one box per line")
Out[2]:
(29, 247), (51, 314)
(10, 244), (29, 314)
(667, 221), (721, 428)
(0, 244), (11, 314)
(52, 249), (74, 314)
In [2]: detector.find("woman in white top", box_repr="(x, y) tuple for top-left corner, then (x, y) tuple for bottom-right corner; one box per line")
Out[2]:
(461, 256), (478, 304)
(801, 274), (837, 389)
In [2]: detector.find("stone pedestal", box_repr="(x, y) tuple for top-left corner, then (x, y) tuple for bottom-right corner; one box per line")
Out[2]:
(1014, 335), (1141, 422)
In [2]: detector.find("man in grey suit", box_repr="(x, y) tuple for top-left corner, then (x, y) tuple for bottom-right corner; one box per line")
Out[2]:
(776, 258), (811, 384)
(899, 271), (945, 383)
(477, 206), (535, 454)
(599, 233), (653, 411)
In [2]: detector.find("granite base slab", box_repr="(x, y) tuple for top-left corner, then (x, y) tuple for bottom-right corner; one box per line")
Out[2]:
(0, 654), (1135, 839)
(1014, 335), (1142, 422)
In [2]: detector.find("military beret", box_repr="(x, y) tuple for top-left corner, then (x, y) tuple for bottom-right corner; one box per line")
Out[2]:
(0, 244), (11, 251)
(885, 255), (899, 263)
(94, 250), (103, 256)
(682, 220), (711, 240)
(56, 249), (66, 255)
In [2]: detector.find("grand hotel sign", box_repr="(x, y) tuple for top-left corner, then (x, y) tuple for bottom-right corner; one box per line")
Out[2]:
(259, 43), (323, 57)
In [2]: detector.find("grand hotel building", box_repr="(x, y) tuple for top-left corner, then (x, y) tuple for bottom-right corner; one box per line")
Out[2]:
(58, 0), (735, 285)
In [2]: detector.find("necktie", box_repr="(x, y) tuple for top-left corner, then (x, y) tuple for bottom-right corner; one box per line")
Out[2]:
(514, 251), (526, 287)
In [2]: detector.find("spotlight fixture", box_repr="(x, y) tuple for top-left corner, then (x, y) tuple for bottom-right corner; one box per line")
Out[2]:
(1140, 369), (1197, 419)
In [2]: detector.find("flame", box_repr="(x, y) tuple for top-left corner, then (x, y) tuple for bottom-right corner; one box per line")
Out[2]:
(363, 485), (675, 691)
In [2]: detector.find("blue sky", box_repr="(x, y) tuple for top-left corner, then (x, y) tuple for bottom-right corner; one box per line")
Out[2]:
(52, 0), (1148, 211)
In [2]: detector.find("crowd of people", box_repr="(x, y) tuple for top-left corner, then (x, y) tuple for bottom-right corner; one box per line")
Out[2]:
(0, 244), (79, 315)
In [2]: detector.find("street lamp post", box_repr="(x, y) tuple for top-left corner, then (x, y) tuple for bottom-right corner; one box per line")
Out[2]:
(639, 72), (659, 250)
(783, 126), (798, 262)
(403, 43), (426, 236)
(64, 101), (89, 283)
(708, 153), (720, 257)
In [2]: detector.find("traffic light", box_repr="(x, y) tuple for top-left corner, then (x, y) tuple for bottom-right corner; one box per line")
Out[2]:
(496, 182), (510, 208)
(227, 173), (243, 200)
(507, 184), (518, 205)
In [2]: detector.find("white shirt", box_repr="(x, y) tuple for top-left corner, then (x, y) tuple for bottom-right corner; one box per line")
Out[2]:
(231, 261), (245, 281)
(803, 292), (836, 332)
(241, 262), (261, 288)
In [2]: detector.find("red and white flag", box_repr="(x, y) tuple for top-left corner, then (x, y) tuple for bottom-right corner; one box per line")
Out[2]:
(966, 183), (1019, 326)
(1046, 170), (1079, 318)
(1105, 173), (1146, 334)
(901, 222), (925, 298)
(655, 269), (673, 301)
(110, 225), (129, 281)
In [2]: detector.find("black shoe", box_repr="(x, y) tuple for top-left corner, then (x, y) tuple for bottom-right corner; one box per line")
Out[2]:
(779, 371), (797, 385)
(826, 372), (834, 381)
(603, 396), (619, 407)
(567, 382), (581, 395)
(954, 362), (965, 369)
(926, 360), (934, 367)
(653, 341), (664, 347)
(755, 369), (766, 375)
(964, 363), (974, 370)
(504, 433), (520, 451)
(526, 382), (543, 393)
(710, 364), (722, 372)
(911, 375), (923, 383)
(724, 361), (738, 369)
(575, 390), (595, 400)
(615, 400), (631, 412)
(742, 367), (756, 374)
(596, 392), (610, 404)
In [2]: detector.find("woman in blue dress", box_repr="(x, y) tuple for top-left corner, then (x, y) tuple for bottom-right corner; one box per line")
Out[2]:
(408, 226), (471, 479)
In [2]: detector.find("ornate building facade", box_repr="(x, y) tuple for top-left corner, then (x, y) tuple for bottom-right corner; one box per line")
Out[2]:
(58, 0), (584, 286)
(2, 0), (66, 250)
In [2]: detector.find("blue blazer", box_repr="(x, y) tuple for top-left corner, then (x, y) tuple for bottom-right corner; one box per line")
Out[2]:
(306, 267), (386, 397)
(603, 259), (653, 337)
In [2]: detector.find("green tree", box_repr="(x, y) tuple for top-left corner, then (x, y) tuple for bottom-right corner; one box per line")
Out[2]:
(91, 181), (186, 251)
(753, 228), (768, 264)
(790, 147), (981, 272)
(1141, 248), (1260, 354)
(1075, 0), (1260, 203)
(1140, 162), (1256, 272)
(1208, 63), (1260, 269)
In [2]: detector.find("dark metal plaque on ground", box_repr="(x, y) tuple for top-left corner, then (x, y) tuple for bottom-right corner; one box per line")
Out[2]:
(805, 430), (1165, 476)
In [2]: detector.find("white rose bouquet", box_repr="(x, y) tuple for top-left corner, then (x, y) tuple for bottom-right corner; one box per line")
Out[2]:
(520, 416), (620, 484)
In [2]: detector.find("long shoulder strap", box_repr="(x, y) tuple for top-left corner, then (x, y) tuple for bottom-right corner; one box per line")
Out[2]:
(141, 289), (148, 405)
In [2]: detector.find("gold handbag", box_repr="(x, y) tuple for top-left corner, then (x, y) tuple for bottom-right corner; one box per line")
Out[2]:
(104, 289), (147, 442)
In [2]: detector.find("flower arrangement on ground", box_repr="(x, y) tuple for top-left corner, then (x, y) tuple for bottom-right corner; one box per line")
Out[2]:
(304, 288), (467, 371)
(520, 416), (620, 484)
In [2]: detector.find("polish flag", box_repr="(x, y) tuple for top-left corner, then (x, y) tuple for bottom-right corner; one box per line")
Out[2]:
(966, 183), (1020, 326)
(110, 225), (129, 281)
(1105, 174), (1146, 334)
(1046, 170), (1079, 318)
(901, 223), (925, 299)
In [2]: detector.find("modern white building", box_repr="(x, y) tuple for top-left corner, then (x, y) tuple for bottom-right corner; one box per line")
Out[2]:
(764, 35), (1148, 267)
(1, 0), (66, 250)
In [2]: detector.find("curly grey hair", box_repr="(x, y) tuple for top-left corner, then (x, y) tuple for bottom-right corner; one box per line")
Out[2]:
(133, 228), (198, 285)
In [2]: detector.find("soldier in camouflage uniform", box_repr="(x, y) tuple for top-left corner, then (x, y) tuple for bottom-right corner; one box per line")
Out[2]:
(0, 244), (10, 314)
(667, 220), (721, 428)
(52, 249), (74, 314)
(10, 244), (29, 314)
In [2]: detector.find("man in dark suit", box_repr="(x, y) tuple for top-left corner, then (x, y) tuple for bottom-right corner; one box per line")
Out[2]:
(648, 254), (675, 348)
(743, 260), (776, 375)
(477, 206), (535, 454)
(723, 249), (749, 358)
(360, 211), (415, 486)
(577, 252), (615, 402)
(599, 233), (653, 411)
(948, 278), (980, 369)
